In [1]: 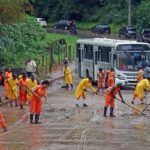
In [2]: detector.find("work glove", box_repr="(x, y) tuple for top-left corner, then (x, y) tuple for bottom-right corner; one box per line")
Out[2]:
(84, 89), (87, 92)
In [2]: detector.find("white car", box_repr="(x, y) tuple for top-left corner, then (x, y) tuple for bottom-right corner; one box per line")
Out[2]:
(37, 18), (47, 27)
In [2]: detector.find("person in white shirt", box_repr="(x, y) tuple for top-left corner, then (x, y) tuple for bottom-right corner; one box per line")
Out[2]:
(25, 58), (37, 78)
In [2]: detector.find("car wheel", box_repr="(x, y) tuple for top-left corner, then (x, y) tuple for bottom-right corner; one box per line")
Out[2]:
(65, 26), (68, 30)
(54, 26), (57, 29)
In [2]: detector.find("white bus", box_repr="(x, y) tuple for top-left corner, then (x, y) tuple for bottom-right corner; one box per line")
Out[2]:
(75, 38), (150, 86)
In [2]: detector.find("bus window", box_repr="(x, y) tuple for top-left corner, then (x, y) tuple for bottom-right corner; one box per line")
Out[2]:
(99, 46), (111, 62)
(84, 45), (93, 59)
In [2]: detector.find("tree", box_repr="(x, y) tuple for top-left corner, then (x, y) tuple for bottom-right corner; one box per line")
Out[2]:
(0, 0), (27, 24)
(135, 0), (150, 30)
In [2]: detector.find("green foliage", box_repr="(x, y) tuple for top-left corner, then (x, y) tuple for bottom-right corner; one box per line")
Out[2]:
(135, 0), (150, 30)
(0, 0), (28, 24)
(0, 16), (77, 67)
(30, 0), (149, 31)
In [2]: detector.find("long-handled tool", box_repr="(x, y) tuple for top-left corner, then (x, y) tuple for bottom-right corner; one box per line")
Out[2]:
(140, 103), (150, 115)
(44, 99), (70, 119)
(115, 97), (145, 115)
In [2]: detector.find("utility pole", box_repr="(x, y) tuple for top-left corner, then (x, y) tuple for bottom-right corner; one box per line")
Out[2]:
(128, 0), (131, 26)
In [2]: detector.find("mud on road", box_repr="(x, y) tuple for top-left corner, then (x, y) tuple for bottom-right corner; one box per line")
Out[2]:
(0, 76), (150, 150)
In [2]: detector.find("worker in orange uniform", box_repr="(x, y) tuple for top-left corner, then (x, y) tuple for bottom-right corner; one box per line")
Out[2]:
(75, 77), (96, 107)
(19, 73), (28, 110)
(104, 82), (125, 117)
(96, 68), (105, 95)
(4, 68), (12, 99)
(107, 68), (115, 87)
(0, 111), (7, 132)
(30, 80), (50, 124)
(137, 66), (143, 83)
(7, 74), (19, 107)
(27, 74), (37, 102)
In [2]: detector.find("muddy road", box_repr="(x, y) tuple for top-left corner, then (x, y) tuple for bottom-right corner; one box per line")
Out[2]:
(0, 75), (150, 150)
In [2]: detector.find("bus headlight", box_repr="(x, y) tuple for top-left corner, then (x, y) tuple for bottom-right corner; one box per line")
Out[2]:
(117, 74), (125, 80)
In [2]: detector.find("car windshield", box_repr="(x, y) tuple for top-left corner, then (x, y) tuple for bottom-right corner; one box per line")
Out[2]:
(116, 51), (150, 71)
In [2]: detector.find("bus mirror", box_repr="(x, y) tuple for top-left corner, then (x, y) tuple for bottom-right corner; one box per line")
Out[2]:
(113, 54), (117, 60)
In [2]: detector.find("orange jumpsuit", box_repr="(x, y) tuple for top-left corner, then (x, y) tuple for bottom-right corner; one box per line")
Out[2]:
(4, 71), (12, 97)
(105, 86), (121, 107)
(30, 85), (46, 114)
(107, 70), (115, 87)
(98, 71), (105, 89)
(19, 79), (28, 106)
(0, 111), (6, 129)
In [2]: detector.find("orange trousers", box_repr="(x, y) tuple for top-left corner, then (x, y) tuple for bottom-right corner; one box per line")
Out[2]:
(0, 111), (6, 129)
(20, 91), (27, 105)
(98, 80), (104, 89)
(108, 78), (114, 87)
(105, 94), (114, 107)
(30, 99), (42, 114)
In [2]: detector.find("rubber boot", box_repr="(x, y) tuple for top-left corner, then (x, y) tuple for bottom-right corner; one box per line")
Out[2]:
(20, 104), (23, 110)
(15, 101), (18, 107)
(30, 114), (34, 124)
(35, 114), (41, 124)
(66, 84), (69, 90)
(103, 107), (107, 117)
(83, 103), (88, 107)
(71, 84), (73, 90)
(110, 107), (116, 117)
(4, 128), (7, 132)
(10, 101), (13, 107)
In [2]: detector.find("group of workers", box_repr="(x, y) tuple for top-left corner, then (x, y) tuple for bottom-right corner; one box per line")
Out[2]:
(0, 62), (150, 133)
(63, 62), (150, 118)
(0, 67), (50, 132)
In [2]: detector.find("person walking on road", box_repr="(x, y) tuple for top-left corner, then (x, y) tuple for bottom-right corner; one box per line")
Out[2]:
(19, 73), (28, 109)
(75, 77), (96, 107)
(27, 74), (37, 102)
(7, 74), (19, 107)
(30, 80), (50, 124)
(0, 110), (7, 132)
(107, 68), (115, 88)
(137, 67), (143, 83)
(104, 82), (125, 117)
(131, 77), (150, 105)
(4, 68), (12, 99)
(25, 58), (37, 78)
(64, 64), (73, 90)
(96, 68), (105, 95)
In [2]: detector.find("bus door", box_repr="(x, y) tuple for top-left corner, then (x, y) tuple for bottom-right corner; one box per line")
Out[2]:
(93, 46), (98, 81)
(79, 44), (84, 77)
(109, 51), (115, 68)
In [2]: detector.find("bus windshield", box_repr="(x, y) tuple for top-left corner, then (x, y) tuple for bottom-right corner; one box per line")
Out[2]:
(116, 51), (150, 71)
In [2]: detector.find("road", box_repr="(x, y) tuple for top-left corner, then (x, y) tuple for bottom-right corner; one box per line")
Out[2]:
(0, 75), (150, 150)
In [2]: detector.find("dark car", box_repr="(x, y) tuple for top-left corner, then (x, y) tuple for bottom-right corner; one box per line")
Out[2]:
(137, 29), (150, 43)
(54, 20), (75, 30)
(91, 25), (111, 34)
(118, 26), (137, 38)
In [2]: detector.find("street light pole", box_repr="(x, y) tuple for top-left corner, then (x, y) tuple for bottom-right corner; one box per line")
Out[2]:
(128, 0), (131, 26)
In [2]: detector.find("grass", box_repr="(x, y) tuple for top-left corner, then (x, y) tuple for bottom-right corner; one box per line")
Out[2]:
(46, 33), (78, 45)
(77, 22), (99, 30)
